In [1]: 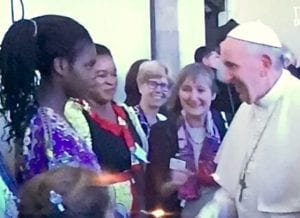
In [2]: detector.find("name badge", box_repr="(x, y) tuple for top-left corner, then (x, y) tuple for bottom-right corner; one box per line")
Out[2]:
(169, 158), (186, 170)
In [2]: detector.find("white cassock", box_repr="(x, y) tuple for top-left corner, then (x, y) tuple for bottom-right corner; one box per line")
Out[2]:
(212, 70), (300, 218)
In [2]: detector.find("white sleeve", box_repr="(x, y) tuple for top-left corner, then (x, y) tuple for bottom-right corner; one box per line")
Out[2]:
(196, 188), (237, 218)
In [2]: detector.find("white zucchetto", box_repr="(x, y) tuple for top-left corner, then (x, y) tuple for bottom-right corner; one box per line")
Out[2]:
(227, 21), (282, 48)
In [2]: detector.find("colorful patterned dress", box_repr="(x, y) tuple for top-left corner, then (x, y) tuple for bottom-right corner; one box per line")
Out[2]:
(21, 107), (100, 181)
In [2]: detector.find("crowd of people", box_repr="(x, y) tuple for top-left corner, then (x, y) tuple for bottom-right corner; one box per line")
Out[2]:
(0, 14), (300, 218)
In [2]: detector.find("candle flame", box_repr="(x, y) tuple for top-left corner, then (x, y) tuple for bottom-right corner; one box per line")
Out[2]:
(151, 209), (165, 217)
(140, 208), (174, 217)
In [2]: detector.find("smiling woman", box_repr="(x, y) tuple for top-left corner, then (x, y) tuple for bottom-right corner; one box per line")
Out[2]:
(145, 63), (221, 218)
(133, 60), (170, 139)
(64, 44), (148, 217)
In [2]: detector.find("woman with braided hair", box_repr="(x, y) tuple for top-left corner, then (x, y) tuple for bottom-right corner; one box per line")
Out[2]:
(0, 15), (101, 185)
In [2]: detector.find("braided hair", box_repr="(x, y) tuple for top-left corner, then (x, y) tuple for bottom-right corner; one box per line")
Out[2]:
(0, 15), (94, 159)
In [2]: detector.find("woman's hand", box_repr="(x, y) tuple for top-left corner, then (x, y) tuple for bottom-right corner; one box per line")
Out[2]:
(160, 169), (193, 196)
(170, 169), (192, 186)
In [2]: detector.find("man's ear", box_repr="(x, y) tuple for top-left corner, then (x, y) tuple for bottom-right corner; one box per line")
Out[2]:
(202, 57), (209, 66)
(260, 54), (272, 76)
(212, 93), (217, 100)
(53, 57), (69, 76)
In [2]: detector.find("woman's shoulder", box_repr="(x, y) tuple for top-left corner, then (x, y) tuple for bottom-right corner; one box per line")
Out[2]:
(151, 119), (170, 133)
(24, 112), (44, 147)
(152, 115), (177, 131)
(26, 106), (91, 152)
(149, 118), (178, 147)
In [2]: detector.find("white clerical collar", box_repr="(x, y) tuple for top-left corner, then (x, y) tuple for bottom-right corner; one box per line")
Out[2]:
(255, 69), (287, 108)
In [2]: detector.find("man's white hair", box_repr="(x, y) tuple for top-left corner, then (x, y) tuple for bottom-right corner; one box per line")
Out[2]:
(246, 42), (283, 70)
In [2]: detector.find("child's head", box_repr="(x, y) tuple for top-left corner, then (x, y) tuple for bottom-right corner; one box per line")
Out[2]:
(19, 166), (112, 218)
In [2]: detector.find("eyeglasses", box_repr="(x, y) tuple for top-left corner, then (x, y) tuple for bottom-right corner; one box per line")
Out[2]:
(147, 80), (169, 92)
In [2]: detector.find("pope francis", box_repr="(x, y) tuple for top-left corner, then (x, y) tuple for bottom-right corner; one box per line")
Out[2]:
(199, 21), (300, 218)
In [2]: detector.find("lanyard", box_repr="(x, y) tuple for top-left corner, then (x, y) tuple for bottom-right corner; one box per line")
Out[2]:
(88, 104), (135, 151)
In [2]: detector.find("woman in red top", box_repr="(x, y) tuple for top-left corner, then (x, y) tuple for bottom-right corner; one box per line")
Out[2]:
(65, 44), (147, 218)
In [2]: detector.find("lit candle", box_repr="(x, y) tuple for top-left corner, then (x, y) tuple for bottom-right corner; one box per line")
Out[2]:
(151, 209), (165, 217)
(140, 208), (168, 217)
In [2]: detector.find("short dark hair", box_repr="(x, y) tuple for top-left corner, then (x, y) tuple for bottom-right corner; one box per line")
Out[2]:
(194, 46), (215, 63)
(95, 44), (112, 56)
(124, 59), (149, 106)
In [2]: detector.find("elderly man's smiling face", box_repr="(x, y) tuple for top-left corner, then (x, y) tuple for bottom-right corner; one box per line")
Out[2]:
(220, 37), (269, 104)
